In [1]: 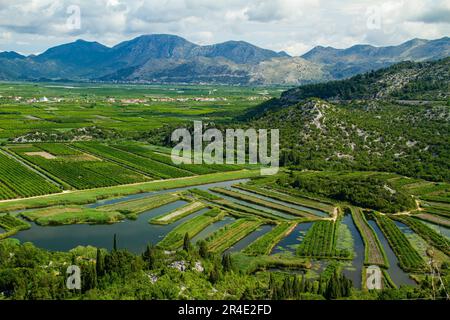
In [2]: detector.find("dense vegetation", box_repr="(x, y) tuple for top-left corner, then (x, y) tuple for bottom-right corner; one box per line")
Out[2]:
(373, 213), (426, 272)
(0, 152), (60, 199)
(2, 238), (446, 300)
(277, 172), (416, 213)
(297, 221), (350, 259)
(392, 216), (450, 255)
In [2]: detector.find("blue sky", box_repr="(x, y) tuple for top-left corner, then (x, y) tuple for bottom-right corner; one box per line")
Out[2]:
(0, 0), (449, 55)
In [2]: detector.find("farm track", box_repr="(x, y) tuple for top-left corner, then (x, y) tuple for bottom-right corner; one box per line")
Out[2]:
(349, 207), (387, 267)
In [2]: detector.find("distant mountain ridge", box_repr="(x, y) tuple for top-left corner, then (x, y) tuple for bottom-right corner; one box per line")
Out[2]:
(0, 34), (449, 85)
(301, 37), (450, 79)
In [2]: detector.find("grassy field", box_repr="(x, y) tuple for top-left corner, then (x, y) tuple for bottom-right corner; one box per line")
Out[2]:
(211, 198), (287, 221)
(0, 82), (282, 140)
(21, 206), (124, 226)
(6, 144), (150, 189)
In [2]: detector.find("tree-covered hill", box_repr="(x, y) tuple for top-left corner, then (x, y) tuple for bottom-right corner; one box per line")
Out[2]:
(241, 58), (450, 182)
(242, 58), (450, 120)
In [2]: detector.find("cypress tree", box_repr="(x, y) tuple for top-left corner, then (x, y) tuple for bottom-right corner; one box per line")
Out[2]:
(113, 234), (118, 251)
(198, 240), (209, 258)
(95, 248), (104, 277)
(183, 233), (191, 252)
(221, 253), (232, 272)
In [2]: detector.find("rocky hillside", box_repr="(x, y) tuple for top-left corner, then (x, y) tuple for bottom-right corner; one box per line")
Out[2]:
(243, 58), (450, 119)
(302, 37), (450, 79)
(244, 58), (450, 181)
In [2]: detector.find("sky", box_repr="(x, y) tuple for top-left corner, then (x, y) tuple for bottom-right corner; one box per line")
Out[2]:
(0, 0), (449, 56)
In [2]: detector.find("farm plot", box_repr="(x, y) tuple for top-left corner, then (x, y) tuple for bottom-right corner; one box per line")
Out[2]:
(9, 144), (149, 189)
(296, 220), (350, 259)
(157, 208), (224, 250)
(205, 219), (262, 254)
(392, 215), (450, 255)
(210, 188), (318, 219)
(211, 198), (286, 221)
(234, 184), (335, 215)
(349, 207), (387, 267)
(0, 151), (60, 199)
(422, 202), (450, 218)
(22, 206), (124, 226)
(413, 213), (450, 228)
(0, 214), (31, 239)
(243, 222), (297, 256)
(73, 142), (194, 179)
(150, 201), (206, 225)
(112, 143), (241, 175)
(374, 213), (426, 272)
(99, 193), (181, 215)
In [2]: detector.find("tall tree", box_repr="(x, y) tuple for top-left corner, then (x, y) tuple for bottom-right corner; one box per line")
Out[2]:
(96, 248), (104, 277)
(113, 234), (118, 251)
(183, 233), (191, 252)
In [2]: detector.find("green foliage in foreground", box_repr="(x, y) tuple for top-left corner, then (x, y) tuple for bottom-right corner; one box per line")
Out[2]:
(0, 239), (448, 300)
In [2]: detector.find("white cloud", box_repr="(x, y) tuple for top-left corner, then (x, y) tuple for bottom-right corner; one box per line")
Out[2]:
(0, 0), (448, 55)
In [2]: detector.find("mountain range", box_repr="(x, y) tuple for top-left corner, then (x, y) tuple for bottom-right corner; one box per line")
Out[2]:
(0, 34), (449, 85)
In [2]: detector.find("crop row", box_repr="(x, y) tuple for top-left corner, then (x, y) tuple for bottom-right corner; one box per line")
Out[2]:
(19, 151), (148, 189)
(0, 152), (60, 199)
(297, 220), (350, 258)
(112, 143), (217, 175)
(205, 219), (262, 253)
(374, 214), (426, 272)
(234, 184), (334, 215)
(210, 187), (318, 219)
(392, 215), (450, 255)
(157, 208), (224, 250)
(73, 142), (194, 179)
